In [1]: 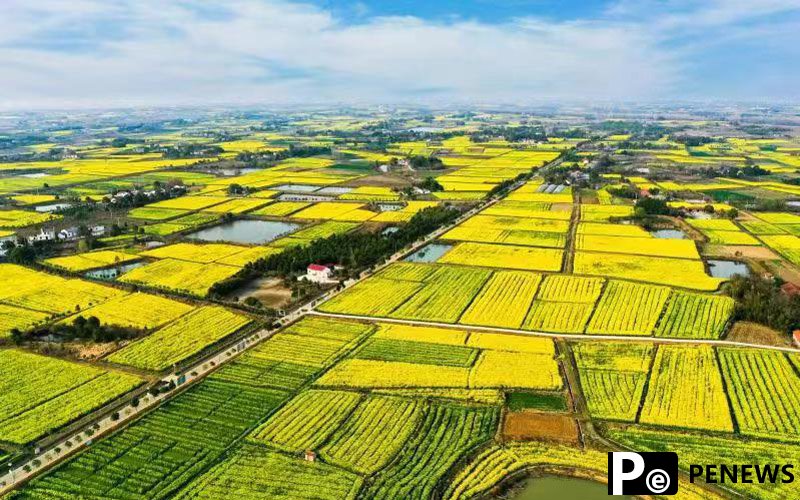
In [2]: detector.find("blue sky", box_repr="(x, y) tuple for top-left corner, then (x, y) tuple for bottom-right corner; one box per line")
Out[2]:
(0, 0), (798, 109)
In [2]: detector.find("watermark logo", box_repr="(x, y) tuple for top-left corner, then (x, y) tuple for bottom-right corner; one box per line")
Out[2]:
(608, 452), (678, 496)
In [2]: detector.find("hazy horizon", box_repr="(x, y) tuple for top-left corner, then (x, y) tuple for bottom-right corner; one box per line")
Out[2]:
(1, 0), (799, 110)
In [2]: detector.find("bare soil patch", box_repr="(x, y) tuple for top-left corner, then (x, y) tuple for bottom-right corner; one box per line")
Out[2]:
(502, 410), (580, 444)
(727, 321), (792, 348)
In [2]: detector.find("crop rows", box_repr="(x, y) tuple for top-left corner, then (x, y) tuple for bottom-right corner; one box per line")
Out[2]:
(323, 395), (424, 474)
(250, 389), (363, 452)
(439, 242), (563, 272)
(655, 291), (734, 339)
(640, 346), (733, 432)
(362, 403), (499, 500)
(107, 306), (251, 371)
(390, 265), (491, 322)
(174, 443), (363, 500)
(586, 281), (671, 335)
(13, 379), (288, 500)
(718, 349), (800, 438)
(0, 350), (142, 445)
(459, 270), (542, 328)
(356, 338), (479, 367)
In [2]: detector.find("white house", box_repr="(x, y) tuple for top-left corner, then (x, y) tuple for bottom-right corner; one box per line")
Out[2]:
(90, 225), (106, 236)
(58, 227), (80, 241)
(302, 264), (333, 284)
(29, 228), (56, 243)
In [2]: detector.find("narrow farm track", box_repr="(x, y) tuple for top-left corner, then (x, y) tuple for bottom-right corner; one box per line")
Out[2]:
(309, 311), (800, 354)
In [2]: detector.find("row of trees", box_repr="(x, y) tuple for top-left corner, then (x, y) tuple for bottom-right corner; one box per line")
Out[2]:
(724, 275), (800, 334)
(210, 205), (461, 296)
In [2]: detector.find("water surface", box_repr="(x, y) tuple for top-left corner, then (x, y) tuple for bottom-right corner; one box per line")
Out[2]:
(651, 229), (687, 239)
(35, 203), (72, 212)
(708, 259), (750, 278)
(187, 219), (300, 244)
(510, 476), (627, 500)
(85, 261), (145, 280)
(405, 243), (453, 263)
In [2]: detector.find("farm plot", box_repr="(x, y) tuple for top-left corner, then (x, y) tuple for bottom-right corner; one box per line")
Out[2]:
(439, 242), (563, 272)
(576, 234), (700, 259)
(0, 209), (59, 228)
(252, 201), (311, 217)
(174, 442), (362, 500)
(250, 389), (363, 452)
(317, 359), (470, 389)
(574, 251), (723, 291)
(13, 379), (288, 500)
(0, 264), (127, 315)
(389, 265), (491, 322)
(273, 221), (359, 247)
(119, 258), (241, 297)
(201, 197), (269, 214)
(718, 349), (800, 439)
(290, 202), (375, 221)
(469, 350), (562, 390)
(537, 274), (604, 302)
(459, 270), (542, 328)
(319, 277), (423, 317)
(441, 226), (565, 248)
(522, 301), (595, 333)
(362, 402), (499, 500)
(579, 204), (634, 222)
(140, 242), (248, 264)
(458, 214), (571, 233)
(586, 281), (670, 335)
(128, 207), (188, 221)
(0, 304), (49, 338)
(760, 235), (800, 266)
(356, 338), (479, 367)
(44, 250), (140, 272)
(577, 222), (653, 238)
(147, 195), (229, 211)
(640, 346), (733, 432)
(323, 395), (424, 474)
(62, 292), (193, 330)
(248, 316), (372, 369)
(0, 349), (142, 445)
(106, 306), (251, 371)
(655, 291), (734, 339)
(573, 343), (653, 421)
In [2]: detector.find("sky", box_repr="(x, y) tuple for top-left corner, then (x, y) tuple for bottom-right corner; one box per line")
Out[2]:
(0, 0), (798, 109)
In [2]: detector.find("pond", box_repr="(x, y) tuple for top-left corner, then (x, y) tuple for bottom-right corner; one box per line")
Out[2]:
(404, 243), (453, 263)
(274, 184), (321, 193)
(509, 475), (628, 500)
(220, 167), (261, 176)
(708, 259), (750, 279)
(35, 203), (72, 212)
(377, 204), (403, 212)
(84, 261), (145, 280)
(187, 219), (300, 244)
(316, 186), (353, 195)
(651, 229), (687, 239)
(19, 172), (51, 179)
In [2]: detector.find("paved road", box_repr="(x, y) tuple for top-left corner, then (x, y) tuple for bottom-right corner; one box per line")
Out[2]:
(310, 311), (800, 354)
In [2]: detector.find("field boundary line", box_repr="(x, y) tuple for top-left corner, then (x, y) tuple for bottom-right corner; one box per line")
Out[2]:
(309, 311), (800, 354)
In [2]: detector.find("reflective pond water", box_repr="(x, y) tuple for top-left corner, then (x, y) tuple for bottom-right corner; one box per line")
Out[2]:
(85, 261), (145, 280)
(708, 259), (750, 278)
(187, 219), (300, 244)
(651, 229), (687, 239)
(404, 243), (453, 263)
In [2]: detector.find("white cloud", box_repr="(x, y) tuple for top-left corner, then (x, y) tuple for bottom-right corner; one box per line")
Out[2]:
(0, 0), (795, 109)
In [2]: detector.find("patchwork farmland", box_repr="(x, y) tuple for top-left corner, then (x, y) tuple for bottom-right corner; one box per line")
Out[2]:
(1, 108), (800, 500)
